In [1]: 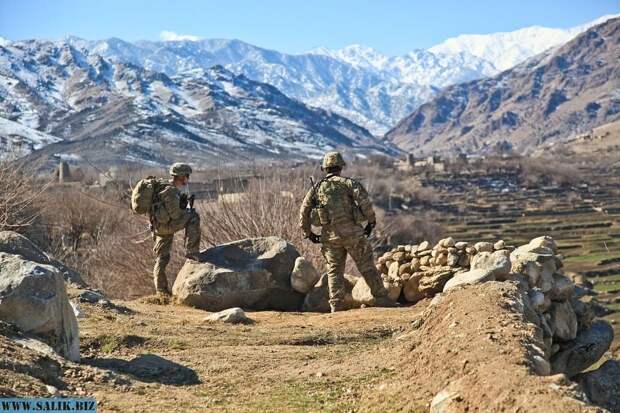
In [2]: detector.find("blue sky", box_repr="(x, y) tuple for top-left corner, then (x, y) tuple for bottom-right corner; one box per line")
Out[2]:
(1, 0), (618, 55)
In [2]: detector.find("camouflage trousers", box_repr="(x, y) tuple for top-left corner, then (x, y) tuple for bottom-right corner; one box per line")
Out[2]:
(152, 211), (201, 294)
(321, 235), (387, 311)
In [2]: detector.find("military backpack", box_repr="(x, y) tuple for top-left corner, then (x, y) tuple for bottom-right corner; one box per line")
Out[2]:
(131, 176), (166, 215)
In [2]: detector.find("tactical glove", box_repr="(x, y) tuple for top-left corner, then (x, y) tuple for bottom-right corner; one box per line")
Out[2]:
(308, 232), (321, 244)
(364, 221), (376, 237)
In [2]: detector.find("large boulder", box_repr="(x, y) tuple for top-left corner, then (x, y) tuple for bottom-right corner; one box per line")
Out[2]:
(0, 253), (79, 361)
(403, 273), (423, 303)
(551, 320), (614, 377)
(290, 257), (321, 294)
(172, 237), (303, 311)
(352, 277), (401, 305)
(443, 268), (495, 292)
(418, 268), (455, 297)
(548, 301), (578, 341)
(302, 273), (360, 312)
(470, 250), (511, 280)
(0, 231), (85, 286)
(575, 360), (620, 412)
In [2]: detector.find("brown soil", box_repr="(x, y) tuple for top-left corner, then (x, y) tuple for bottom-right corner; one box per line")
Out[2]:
(1, 283), (617, 412)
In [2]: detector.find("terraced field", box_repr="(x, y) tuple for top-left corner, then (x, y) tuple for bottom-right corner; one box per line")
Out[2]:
(411, 164), (620, 314)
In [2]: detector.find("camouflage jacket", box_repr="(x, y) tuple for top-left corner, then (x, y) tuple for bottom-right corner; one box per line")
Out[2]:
(299, 174), (375, 241)
(152, 180), (186, 226)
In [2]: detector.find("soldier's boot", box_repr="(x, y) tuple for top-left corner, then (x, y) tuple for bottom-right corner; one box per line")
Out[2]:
(329, 300), (346, 313)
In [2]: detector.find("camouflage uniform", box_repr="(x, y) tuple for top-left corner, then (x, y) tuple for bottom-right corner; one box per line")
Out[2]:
(299, 152), (387, 311)
(151, 163), (201, 294)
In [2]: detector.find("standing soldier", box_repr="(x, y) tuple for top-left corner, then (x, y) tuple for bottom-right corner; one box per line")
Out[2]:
(151, 163), (201, 296)
(299, 152), (395, 312)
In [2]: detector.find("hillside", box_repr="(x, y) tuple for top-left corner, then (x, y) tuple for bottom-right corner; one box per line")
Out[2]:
(0, 41), (396, 167)
(55, 15), (615, 134)
(385, 18), (620, 156)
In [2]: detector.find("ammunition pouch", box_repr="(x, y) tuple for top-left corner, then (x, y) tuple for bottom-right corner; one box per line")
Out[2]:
(310, 205), (330, 227)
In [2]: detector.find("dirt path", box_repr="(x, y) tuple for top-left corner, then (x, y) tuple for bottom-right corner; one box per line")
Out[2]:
(2, 286), (617, 412)
(75, 301), (423, 412)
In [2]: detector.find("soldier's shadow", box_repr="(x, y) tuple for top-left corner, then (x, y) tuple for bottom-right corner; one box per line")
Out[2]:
(85, 353), (201, 386)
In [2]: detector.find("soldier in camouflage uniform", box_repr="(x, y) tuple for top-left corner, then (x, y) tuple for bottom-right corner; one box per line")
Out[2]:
(151, 163), (201, 296)
(299, 152), (394, 312)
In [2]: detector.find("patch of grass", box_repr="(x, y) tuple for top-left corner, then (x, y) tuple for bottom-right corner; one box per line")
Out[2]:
(604, 302), (620, 312)
(245, 368), (397, 412)
(82, 334), (148, 354)
(593, 282), (620, 293)
(168, 339), (189, 350)
(591, 274), (620, 283)
(564, 253), (619, 264)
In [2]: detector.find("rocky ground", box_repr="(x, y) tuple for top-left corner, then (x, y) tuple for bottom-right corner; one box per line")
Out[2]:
(1, 231), (619, 412)
(1, 286), (618, 412)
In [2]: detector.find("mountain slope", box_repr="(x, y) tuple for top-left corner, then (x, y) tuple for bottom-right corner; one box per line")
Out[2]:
(0, 40), (396, 167)
(0, 117), (62, 159)
(429, 14), (620, 71)
(385, 18), (620, 156)
(69, 37), (450, 134)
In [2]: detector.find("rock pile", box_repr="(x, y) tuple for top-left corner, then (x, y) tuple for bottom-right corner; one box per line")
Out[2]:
(374, 237), (512, 304)
(396, 235), (614, 382)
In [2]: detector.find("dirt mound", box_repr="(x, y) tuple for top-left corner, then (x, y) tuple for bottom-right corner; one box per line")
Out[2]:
(361, 282), (600, 412)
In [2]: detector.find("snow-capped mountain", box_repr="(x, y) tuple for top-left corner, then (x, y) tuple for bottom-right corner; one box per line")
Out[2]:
(428, 13), (620, 71)
(53, 14), (618, 134)
(386, 18), (620, 156)
(0, 40), (397, 167)
(0, 117), (62, 160)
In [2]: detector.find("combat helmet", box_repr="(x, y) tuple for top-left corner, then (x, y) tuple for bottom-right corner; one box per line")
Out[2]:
(169, 163), (193, 177)
(321, 151), (346, 169)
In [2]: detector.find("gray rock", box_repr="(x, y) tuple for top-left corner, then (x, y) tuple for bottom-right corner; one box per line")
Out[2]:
(419, 268), (455, 297)
(172, 237), (303, 311)
(551, 320), (614, 377)
(430, 379), (464, 413)
(0, 231), (85, 286)
(470, 250), (511, 280)
(575, 360), (620, 412)
(204, 308), (252, 324)
(531, 355), (551, 376)
(290, 257), (321, 294)
(352, 277), (401, 305)
(570, 298), (594, 332)
(549, 301), (578, 341)
(0, 252), (79, 361)
(493, 240), (506, 250)
(302, 273), (359, 312)
(474, 241), (493, 253)
(528, 236), (558, 254)
(403, 273), (423, 303)
(443, 268), (495, 292)
(549, 274), (574, 302)
(418, 241), (430, 251)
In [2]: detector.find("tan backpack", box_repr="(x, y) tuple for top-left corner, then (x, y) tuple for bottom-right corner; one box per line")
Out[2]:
(131, 176), (165, 215)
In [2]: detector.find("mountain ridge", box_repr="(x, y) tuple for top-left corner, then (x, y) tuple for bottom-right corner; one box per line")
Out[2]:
(0, 40), (397, 167)
(385, 18), (620, 156)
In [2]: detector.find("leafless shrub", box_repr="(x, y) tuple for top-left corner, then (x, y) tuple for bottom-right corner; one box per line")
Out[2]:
(519, 157), (582, 186)
(36, 185), (184, 299)
(0, 159), (49, 233)
(198, 171), (325, 273)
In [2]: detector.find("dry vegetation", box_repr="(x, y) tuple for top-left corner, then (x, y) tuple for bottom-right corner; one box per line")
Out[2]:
(8, 154), (586, 300)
